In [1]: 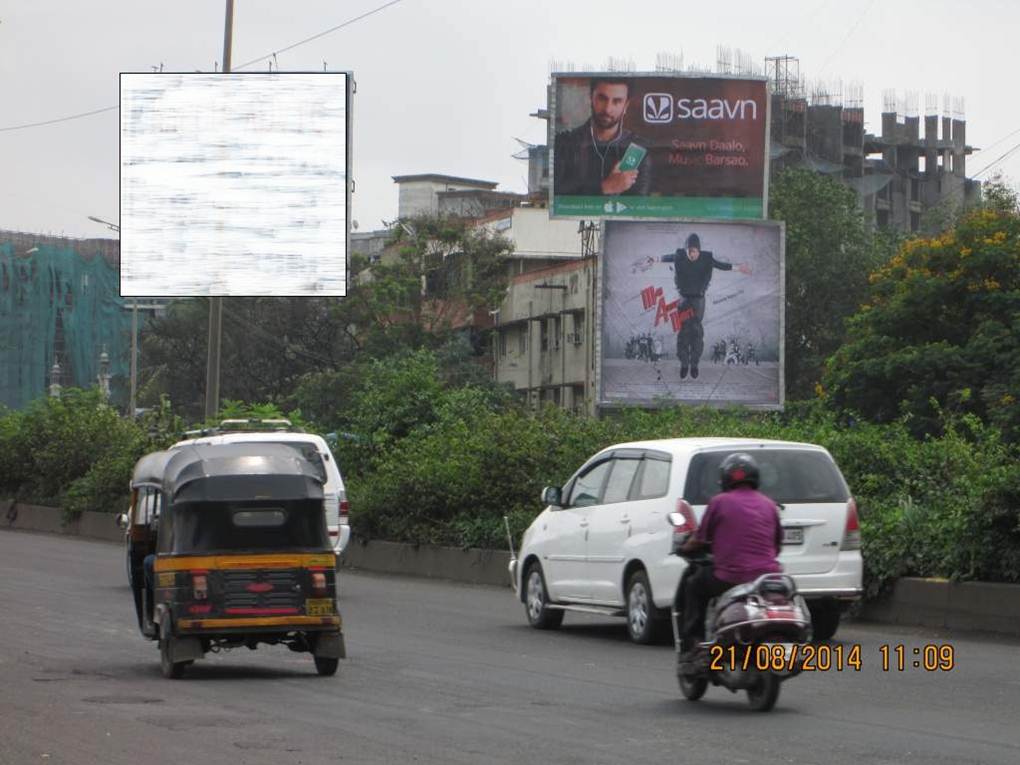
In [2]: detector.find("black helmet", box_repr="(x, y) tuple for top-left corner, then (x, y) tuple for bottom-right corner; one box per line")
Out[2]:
(720, 453), (759, 490)
(685, 233), (701, 251)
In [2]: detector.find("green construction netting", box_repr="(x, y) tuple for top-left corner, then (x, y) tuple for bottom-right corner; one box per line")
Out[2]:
(0, 237), (131, 410)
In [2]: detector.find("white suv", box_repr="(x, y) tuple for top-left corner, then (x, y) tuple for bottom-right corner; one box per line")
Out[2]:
(511, 438), (862, 643)
(170, 423), (351, 553)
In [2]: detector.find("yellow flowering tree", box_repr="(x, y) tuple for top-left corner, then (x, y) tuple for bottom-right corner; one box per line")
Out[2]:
(823, 198), (1020, 441)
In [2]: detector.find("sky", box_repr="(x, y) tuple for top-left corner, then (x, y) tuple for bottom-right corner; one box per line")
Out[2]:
(2, 0), (1019, 240)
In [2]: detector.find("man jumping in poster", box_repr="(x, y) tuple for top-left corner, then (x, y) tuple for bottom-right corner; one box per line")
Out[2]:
(638, 233), (752, 379)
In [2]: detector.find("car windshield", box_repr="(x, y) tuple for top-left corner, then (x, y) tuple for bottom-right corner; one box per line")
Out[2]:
(683, 449), (850, 505)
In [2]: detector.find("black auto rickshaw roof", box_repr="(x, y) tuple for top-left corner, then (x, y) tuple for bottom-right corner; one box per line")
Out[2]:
(131, 450), (177, 488)
(161, 442), (325, 504)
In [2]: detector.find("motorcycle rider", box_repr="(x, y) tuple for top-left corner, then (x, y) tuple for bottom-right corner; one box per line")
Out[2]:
(677, 453), (784, 660)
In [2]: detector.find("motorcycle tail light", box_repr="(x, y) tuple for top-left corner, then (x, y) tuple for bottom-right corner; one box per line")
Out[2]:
(841, 498), (861, 551)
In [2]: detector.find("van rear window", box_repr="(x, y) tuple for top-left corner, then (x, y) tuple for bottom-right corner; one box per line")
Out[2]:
(683, 450), (849, 505)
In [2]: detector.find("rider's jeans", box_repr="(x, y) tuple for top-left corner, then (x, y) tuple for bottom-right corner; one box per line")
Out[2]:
(680, 566), (733, 648)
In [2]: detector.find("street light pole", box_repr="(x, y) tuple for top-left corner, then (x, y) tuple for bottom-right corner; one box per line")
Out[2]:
(204, 0), (233, 421)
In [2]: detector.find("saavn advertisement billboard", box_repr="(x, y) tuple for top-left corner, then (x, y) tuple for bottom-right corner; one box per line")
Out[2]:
(551, 74), (769, 219)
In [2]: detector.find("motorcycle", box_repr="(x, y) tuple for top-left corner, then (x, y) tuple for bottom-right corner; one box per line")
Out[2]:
(667, 503), (811, 712)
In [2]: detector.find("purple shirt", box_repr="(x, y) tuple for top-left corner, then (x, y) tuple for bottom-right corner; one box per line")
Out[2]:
(694, 487), (783, 584)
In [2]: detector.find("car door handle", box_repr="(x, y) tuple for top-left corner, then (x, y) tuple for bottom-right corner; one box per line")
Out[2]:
(619, 516), (630, 524)
(579, 520), (589, 528)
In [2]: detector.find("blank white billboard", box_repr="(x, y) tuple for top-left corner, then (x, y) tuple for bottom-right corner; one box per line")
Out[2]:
(120, 72), (349, 297)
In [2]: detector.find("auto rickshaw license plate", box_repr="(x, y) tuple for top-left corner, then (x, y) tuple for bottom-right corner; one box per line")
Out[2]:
(782, 528), (804, 545)
(306, 598), (334, 616)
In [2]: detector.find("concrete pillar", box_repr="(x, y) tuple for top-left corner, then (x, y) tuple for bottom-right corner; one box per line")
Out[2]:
(952, 119), (966, 177)
(924, 116), (938, 177)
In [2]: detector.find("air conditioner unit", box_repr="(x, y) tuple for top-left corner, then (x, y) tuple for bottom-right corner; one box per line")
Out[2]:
(567, 332), (583, 345)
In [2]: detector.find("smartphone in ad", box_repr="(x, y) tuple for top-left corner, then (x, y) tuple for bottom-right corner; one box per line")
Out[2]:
(618, 143), (647, 172)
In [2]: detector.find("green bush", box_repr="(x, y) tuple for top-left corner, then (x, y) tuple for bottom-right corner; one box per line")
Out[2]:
(347, 394), (1020, 594)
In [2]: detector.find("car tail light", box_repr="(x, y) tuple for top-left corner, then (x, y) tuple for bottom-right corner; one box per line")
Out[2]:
(192, 571), (209, 601)
(841, 498), (861, 551)
(311, 571), (327, 596)
(339, 492), (349, 525)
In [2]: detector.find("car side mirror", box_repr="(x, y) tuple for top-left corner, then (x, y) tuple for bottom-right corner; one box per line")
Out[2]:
(115, 513), (129, 530)
(541, 486), (563, 507)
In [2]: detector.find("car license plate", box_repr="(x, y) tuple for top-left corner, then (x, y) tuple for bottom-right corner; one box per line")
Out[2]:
(782, 527), (804, 545)
(306, 598), (334, 616)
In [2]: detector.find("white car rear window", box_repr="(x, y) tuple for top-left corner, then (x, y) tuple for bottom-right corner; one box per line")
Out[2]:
(684, 449), (850, 505)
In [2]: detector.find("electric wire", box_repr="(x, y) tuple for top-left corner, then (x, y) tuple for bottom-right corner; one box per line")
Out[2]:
(0, 0), (406, 133)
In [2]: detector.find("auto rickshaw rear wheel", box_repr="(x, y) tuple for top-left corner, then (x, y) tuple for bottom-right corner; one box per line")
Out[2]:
(314, 656), (339, 676)
(159, 619), (188, 679)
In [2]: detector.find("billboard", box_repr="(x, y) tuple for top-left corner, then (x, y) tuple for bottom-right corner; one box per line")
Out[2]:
(550, 74), (769, 220)
(597, 220), (784, 409)
(120, 72), (351, 297)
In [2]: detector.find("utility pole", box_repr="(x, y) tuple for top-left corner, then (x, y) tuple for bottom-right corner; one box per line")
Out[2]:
(204, 0), (233, 421)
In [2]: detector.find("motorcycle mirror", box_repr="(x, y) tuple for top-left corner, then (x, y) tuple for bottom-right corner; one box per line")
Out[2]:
(115, 513), (129, 530)
(667, 512), (686, 527)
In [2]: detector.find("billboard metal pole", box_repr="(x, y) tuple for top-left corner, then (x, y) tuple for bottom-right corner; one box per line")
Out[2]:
(204, 0), (233, 421)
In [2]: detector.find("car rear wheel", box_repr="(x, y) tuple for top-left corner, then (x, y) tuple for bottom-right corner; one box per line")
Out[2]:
(809, 600), (841, 641)
(525, 564), (563, 630)
(679, 673), (708, 701)
(626, 570), (662, 644)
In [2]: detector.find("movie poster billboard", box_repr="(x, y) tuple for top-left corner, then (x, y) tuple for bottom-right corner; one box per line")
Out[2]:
(550, 74), (769, 220)
(597, 220), (784, 409)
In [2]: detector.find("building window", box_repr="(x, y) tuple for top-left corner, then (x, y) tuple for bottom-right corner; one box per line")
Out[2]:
(910, 211), (920, 232)
(518, 326), (527, 355)
(540, 319), (549, 352)
(574, 314), (584, 341)
(499, 330), (507, 357)
(553, 317), (561, 350)
(570, 274), (579, 294)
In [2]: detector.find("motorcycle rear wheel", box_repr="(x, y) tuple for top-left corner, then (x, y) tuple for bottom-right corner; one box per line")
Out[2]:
(746, 672), (780, 712)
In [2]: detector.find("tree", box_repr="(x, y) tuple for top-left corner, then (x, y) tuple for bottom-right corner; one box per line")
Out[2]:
(768, 169), (895, 399)
(139, 297), (357, 420)
(341, 214), (514, 357)
(822, 205), (1020, 442)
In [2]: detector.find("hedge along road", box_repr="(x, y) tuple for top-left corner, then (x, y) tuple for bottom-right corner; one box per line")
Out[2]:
(2, 531), (1019, 765)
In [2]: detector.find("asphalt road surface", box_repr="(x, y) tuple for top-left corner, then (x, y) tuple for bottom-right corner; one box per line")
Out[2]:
(2, 530), (1019, 765)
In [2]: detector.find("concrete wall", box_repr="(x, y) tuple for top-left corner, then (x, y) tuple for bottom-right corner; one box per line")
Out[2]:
(6, 501), (1019, 638)
(1, 499), (122, 542)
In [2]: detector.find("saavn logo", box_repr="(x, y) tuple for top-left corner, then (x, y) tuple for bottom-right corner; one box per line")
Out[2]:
(643, 93), (673, 123)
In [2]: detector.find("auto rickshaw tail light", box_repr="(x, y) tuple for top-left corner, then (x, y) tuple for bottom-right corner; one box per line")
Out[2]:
(192, 572), (209, 600)
(311, 571), (327, 595)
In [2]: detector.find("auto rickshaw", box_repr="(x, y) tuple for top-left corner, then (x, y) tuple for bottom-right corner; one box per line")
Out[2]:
(118, 449), (175, 632)
(129, 441), (345, 678)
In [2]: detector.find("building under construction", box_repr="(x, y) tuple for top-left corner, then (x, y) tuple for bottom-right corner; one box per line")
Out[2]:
(764, 55), (979, 232)
(0, 230), (130, 410)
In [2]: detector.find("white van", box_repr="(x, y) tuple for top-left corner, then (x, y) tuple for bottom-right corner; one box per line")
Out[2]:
(170, 422), (350, 553)
(511, 438), (862, 643)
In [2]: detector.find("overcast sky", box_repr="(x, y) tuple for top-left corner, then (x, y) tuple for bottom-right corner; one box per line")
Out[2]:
(2, 0), (1018, 239)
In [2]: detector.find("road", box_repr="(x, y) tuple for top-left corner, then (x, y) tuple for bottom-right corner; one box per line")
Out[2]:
(1, 530), (1018, 765)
